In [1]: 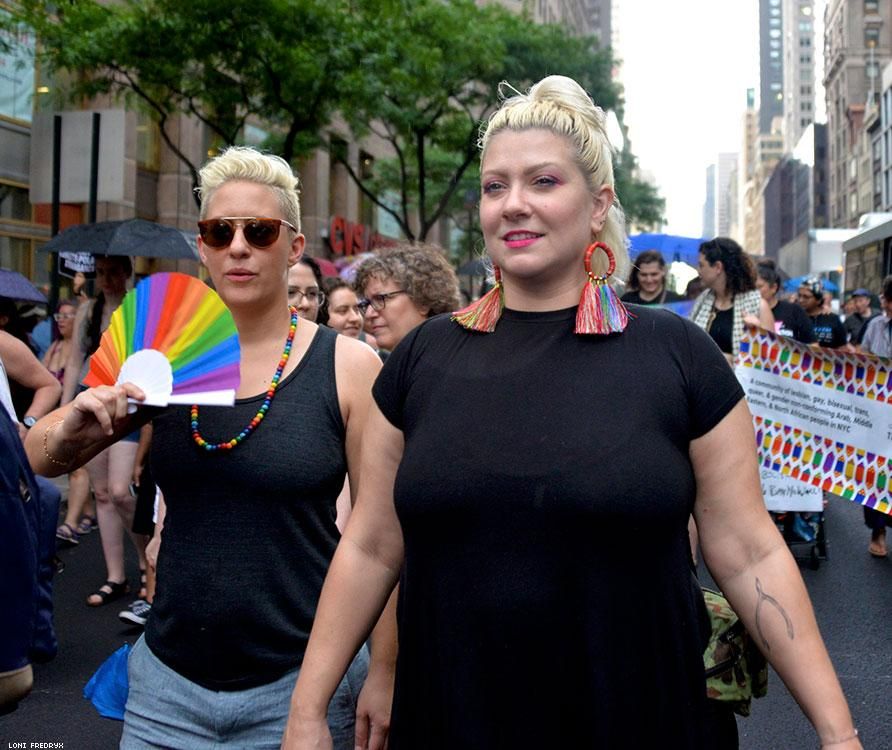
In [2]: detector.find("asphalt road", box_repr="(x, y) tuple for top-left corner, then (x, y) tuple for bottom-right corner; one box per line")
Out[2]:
(0, 493), (888, 748)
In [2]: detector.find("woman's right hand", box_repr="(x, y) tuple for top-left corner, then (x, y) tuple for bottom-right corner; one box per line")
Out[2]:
(63, 383), (146, 442)
(280, 713), (333, 750)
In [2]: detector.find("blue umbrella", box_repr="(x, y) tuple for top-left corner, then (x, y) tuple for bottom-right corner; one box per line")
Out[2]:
(628, 233), (705, 267)
(0, 269), (47, 304)
(783, 274), (839, 293)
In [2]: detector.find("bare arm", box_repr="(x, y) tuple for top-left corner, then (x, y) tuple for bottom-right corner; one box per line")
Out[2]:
(331, 336), (395, 749)
(693, 401), (860, 749)
(0, 331), (61, 427)
(23, 384), (151, 477)
(742, 299), (775, 332)
(283, 405), (405, 749)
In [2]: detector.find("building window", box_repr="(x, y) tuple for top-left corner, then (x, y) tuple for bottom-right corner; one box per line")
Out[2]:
(865, 1), (879, 13)
(865, 27), (880, 47)
(0, 11), (36, 123)
(136, 111), (161, 171)
(0, 181), (31, 223)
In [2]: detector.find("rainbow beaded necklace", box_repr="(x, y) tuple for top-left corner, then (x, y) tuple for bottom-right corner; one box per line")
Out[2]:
(191, 306), (299, 452)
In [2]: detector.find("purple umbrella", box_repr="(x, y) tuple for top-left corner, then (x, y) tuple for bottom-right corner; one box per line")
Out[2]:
(0, 269), (47, 304)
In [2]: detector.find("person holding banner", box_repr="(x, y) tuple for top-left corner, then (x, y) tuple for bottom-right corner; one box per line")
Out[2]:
(860, 274), (892, 556)
(797, 277), (847, 350)
(692, 237), (774, 364)
(756, 260), (815, 344)
(283, 76), (859, 750)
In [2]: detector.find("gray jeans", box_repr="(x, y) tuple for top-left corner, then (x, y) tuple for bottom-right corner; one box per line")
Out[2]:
(120, 635), (369, 749)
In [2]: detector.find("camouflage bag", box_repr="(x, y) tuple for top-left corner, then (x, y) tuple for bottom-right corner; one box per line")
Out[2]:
(702, 587), (768, 717)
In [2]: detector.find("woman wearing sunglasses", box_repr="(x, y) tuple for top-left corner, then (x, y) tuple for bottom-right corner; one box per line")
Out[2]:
(353, 242), (461, 353)
(25, 146), (394, 749)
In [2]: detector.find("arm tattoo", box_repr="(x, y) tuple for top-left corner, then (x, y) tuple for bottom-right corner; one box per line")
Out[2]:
(753, 577), (795, 652)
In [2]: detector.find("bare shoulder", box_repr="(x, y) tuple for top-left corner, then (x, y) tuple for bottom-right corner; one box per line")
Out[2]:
(334, 334), (382, 377)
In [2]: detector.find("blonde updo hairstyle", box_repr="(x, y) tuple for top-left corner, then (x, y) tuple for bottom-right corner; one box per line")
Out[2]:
(197, 146), (302, 233)
(479, 75), (629, 281)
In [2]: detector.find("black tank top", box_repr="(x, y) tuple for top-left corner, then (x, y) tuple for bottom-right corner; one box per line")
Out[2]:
(146, 325), (346, 690)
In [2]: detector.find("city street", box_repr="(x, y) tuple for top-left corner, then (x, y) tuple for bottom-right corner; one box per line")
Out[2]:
(0, 494), (889, 748)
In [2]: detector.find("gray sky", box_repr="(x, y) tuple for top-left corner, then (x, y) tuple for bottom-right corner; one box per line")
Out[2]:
(616, 0), (759, 236)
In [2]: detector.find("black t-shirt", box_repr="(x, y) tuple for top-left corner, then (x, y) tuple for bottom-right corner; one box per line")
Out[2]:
(146, 326), (345, 690)
(620, 288), (685, 305)
(772, 300), (816, 344)
(810, 313), (848, 348)
(372, 306), (744, 749)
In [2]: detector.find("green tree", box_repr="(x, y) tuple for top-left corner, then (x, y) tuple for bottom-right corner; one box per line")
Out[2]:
(10, 0), (357, 205)
(6, 0), (663, 236)
(336, 0), (624, 240)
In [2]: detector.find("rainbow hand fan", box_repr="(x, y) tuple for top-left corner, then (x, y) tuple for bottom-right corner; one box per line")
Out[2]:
(84, 272), (240, 407)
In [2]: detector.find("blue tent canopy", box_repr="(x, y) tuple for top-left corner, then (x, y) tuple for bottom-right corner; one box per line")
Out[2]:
(628, 233), (706, 268)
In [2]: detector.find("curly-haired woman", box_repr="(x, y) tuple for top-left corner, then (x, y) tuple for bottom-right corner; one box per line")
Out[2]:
(691, 237), (774, 363)
(353, 243), (461, 352)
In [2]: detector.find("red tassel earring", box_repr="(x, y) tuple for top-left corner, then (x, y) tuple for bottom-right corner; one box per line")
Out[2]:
(575, 242), (630, 335)
(452, 265), (504, 333)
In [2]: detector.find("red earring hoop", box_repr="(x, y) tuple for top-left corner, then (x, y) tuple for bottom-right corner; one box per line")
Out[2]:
(575, 242), (630, 335)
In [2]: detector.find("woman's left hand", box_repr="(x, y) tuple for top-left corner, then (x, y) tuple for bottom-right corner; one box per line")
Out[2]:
(354, 660), (393, 750)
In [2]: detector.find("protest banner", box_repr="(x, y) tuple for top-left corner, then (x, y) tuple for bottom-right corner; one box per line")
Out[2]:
(759, 467), (823, 512)
(735, 326), (891, 515)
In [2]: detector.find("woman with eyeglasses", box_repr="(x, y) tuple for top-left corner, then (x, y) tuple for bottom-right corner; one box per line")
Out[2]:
(43, 300), (95, 545)
(25, 146), (395, 749)
(284, 77), (858, 750)
(353, 242), (461, 353)
(289, 256), (326, 322)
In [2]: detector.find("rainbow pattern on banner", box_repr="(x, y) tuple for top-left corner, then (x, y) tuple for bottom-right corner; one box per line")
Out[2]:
(84, 272), (240, 403)
(739, 327), (891, 514)
(739, 330), (892, 404)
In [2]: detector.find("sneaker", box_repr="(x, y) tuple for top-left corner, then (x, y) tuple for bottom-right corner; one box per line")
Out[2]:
(118, 599), (151, 627)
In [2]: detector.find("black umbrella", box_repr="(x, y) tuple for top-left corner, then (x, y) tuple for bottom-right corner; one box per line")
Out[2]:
(39, 219), (198, 260)
(0, 269), (47, 304)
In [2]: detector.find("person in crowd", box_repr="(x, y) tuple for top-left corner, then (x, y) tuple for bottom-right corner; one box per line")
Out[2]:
(63, 255), (147, 607)
(844, 288), (876, 345)
(797, 277), (848, 349)
(859, 274), (892, 557)
(282, 76), (860, 750)
(352, 241), (461, 354)
(288, 255), (326, 322)
(685, 275), (704, 300)
(43, 300), (95, 545)
(321, 278), (364, 339)
(0, 298), (37, 354)
(0, 330), (62, 683)
(26, 146), (395, 749)
(755, 261), (815, 343)
(621, 249), (684, 305)
(691, 237), (774, 364)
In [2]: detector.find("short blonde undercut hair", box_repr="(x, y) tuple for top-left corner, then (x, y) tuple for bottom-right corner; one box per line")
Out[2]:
(197, 146), (302, 233)
(480, 75), (628, 280)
